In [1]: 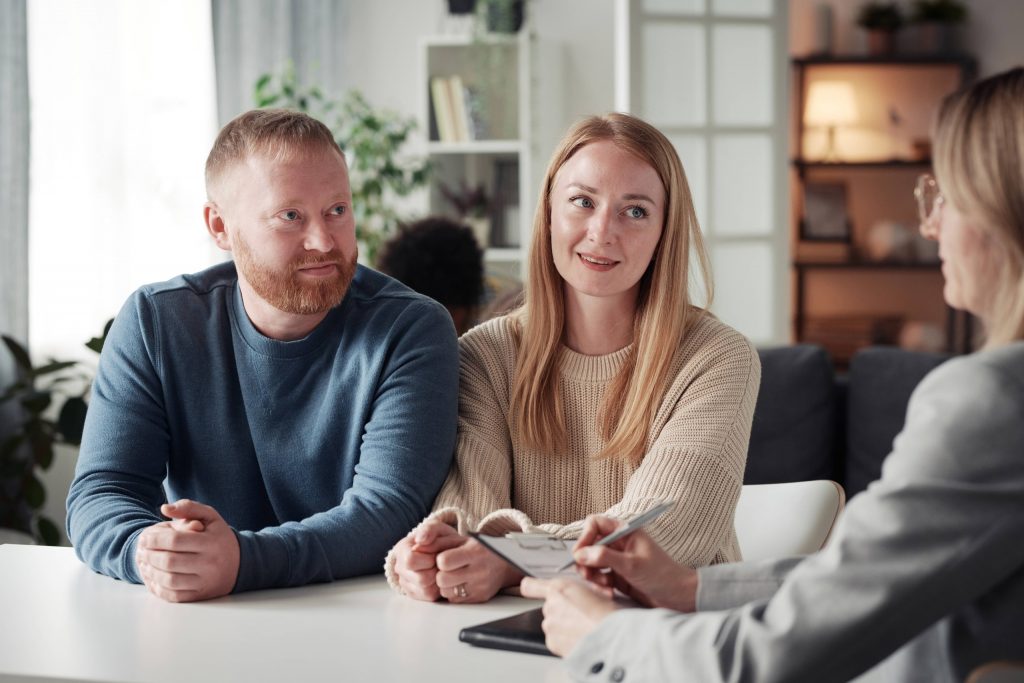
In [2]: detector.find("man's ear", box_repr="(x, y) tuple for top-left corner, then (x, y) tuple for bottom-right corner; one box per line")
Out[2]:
(204, 202), (232, 252)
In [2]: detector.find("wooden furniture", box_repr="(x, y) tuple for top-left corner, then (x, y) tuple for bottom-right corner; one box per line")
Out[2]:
(790, 56), (976, 367)
(0, 545), (567, 683)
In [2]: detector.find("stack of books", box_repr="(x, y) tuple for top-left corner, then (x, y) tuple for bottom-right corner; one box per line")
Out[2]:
(430, 75), (486, 143)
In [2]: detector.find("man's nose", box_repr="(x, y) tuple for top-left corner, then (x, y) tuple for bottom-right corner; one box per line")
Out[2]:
(304, 217), (335, 252)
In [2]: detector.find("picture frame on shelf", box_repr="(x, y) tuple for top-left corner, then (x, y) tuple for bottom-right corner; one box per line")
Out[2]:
(801, 181), (851, 241)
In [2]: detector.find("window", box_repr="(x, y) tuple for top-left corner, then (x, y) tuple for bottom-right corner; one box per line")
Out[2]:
(28, 0), (220, 359)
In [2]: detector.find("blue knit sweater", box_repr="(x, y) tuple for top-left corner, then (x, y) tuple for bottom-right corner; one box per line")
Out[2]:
(67, 261), (459, 593)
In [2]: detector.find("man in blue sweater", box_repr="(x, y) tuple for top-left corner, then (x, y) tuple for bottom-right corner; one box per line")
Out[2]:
(66, 109), (459, 602)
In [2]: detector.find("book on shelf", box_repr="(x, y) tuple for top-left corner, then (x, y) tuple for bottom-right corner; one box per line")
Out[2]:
(449, 75), (471, 142)
(431, 76), (489, 143)
(430, 77), (457, 143)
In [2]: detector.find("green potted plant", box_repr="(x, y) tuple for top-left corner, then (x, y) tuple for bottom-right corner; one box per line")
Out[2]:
(857, 2), (905, 56)
(911, 0), (967, 54)
(477, 0), (525, 34)
(254, 66), (431, 262)
(0, 321), (110, 545)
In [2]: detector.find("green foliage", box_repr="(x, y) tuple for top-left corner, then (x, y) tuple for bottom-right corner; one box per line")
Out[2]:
(0, 320), (111, 544)
(253, 65), (431, 261)
(912, 0), (967, 23)
(857, 2), (905, 32)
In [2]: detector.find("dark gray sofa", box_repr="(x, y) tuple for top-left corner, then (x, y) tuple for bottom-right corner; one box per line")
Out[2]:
(745, 345), (950, 499)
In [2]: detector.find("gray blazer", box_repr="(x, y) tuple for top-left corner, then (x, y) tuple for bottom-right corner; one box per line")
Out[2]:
(568, 343), (1024, 683)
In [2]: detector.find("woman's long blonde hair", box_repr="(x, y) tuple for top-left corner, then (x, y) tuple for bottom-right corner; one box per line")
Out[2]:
(509, 113), (712, 464)
(933, 67), (1024, 347)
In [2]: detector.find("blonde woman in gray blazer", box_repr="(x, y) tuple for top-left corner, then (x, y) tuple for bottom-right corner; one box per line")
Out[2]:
(522, 67), (1024, 683)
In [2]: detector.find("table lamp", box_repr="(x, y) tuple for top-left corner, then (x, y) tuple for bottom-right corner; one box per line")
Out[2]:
(804, 81), (858, 162)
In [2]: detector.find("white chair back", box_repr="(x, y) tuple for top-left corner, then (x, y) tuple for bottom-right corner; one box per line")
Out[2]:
(735, 480), (845, 562)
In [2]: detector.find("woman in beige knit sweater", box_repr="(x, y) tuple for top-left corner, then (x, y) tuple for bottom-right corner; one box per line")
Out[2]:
(386, 112), (761, 603)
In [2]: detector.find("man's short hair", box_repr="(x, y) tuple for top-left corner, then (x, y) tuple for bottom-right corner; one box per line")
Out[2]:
(376, 216), (485, 310)
(205, 108), (342, 198)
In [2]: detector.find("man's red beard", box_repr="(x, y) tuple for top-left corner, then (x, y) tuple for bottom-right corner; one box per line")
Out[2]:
(233, 233), (357, 315)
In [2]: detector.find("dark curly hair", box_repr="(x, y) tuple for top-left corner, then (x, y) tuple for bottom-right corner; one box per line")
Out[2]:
(375, 216), (485, 310)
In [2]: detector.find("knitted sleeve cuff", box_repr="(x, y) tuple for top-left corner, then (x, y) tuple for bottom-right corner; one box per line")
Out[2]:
(476, 508), (536, 536)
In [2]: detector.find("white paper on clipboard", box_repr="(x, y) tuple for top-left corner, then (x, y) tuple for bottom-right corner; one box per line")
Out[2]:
(470, 533), (575, 579)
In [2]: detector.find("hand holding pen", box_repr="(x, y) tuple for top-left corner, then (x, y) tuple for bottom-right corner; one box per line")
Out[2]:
(564, 508), (699, 613)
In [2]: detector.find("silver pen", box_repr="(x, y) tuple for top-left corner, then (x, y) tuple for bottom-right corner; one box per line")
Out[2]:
(557, 500), (675, 572)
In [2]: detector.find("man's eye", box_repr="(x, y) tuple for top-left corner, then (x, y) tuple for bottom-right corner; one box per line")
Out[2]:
(331, 205), (347, 216)
(571, 196), (594, 209)
(281, 210), (300, 221)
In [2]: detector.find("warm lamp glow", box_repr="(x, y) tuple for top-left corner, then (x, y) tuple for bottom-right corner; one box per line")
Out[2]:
(804, 81), (859, 125)
(804, 81), (859, 161)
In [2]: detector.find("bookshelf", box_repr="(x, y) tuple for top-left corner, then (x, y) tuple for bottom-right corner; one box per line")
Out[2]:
(790, 55), (976, 366)
(421, 32), (560, 285)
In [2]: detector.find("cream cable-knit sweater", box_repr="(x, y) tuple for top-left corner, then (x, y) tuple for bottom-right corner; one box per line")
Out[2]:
(384, 311), (760, 589)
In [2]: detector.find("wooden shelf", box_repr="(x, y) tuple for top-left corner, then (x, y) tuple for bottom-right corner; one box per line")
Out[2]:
(792, 55), (976, 70)
(795, 260), (940, 270)
(792, 159), (932, 170)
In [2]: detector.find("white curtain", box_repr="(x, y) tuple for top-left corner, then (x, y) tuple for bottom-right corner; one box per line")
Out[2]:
(1, 0), (29, 381)
(28, 0), (221, 361)
(211, 0), (349, 126)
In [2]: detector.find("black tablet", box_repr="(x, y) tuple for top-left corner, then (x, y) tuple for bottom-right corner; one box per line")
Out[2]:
(458, 607), (555, 657)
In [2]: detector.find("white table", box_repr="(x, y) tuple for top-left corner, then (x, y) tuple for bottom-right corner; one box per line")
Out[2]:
(0, 545), (570, 683)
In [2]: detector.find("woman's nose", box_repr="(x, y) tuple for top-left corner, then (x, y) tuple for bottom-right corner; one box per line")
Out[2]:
(587, 210), (614, 244)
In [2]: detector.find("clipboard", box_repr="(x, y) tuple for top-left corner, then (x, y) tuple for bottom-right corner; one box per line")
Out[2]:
(469, 533), (575, 579)
(458, 607), (554, 657)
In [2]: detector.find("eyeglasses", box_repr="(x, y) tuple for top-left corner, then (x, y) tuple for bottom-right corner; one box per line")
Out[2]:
(914, 174), (945, 225)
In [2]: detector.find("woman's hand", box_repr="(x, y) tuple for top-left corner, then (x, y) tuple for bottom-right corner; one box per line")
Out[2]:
(571, 514), (699, 613)
(393, 519), (468, 601)
(520, 577), (620, 656)
(434, 536), (524, 603)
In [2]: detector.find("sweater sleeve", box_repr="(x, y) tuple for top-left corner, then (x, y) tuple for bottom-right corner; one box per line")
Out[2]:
(66, 291), (170, 584)
(565, 355), (1024, 683)
(382, 324), (514, 589)
(534, 326), (759, 567)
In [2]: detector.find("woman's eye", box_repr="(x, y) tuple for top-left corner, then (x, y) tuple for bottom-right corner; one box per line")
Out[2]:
(280, 210), (300, 221)
(571, 196), (594, 209)
(625, 206), (648, 219)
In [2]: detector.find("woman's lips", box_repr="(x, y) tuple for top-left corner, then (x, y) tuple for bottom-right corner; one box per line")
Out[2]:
(577, 252), (618, 271)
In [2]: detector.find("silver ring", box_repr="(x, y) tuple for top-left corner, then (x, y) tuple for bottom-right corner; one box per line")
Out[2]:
(453, 583), (468, 599)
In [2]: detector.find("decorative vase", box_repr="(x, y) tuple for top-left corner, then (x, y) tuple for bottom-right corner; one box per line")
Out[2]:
(916, 22), (957, 54)
(466, 216), (491, 248)
(867, 30), (897, 56)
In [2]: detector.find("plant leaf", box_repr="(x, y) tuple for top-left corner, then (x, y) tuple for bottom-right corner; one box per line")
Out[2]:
(25, 474), (45, 509)
(57, 397), (88, 445)
(21, 391), (52, 415)
(1, 335), (34, 374)
(85, 318), (113, 354)
(33, 360), (77, 377)
(36, 516), (61, 546)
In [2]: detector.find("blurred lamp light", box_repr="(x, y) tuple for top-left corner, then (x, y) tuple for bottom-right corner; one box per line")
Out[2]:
(804, 81), (858, 161)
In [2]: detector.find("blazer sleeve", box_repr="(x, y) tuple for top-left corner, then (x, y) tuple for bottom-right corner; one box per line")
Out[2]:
(566, 355), (1024, 683)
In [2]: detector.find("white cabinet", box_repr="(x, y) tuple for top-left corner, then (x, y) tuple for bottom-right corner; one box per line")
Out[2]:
(421, 31), (560, 283)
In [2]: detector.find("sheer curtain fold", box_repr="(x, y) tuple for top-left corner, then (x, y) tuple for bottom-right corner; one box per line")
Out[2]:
(0, 0), (30, 379)
(211, 0), (349, 125)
